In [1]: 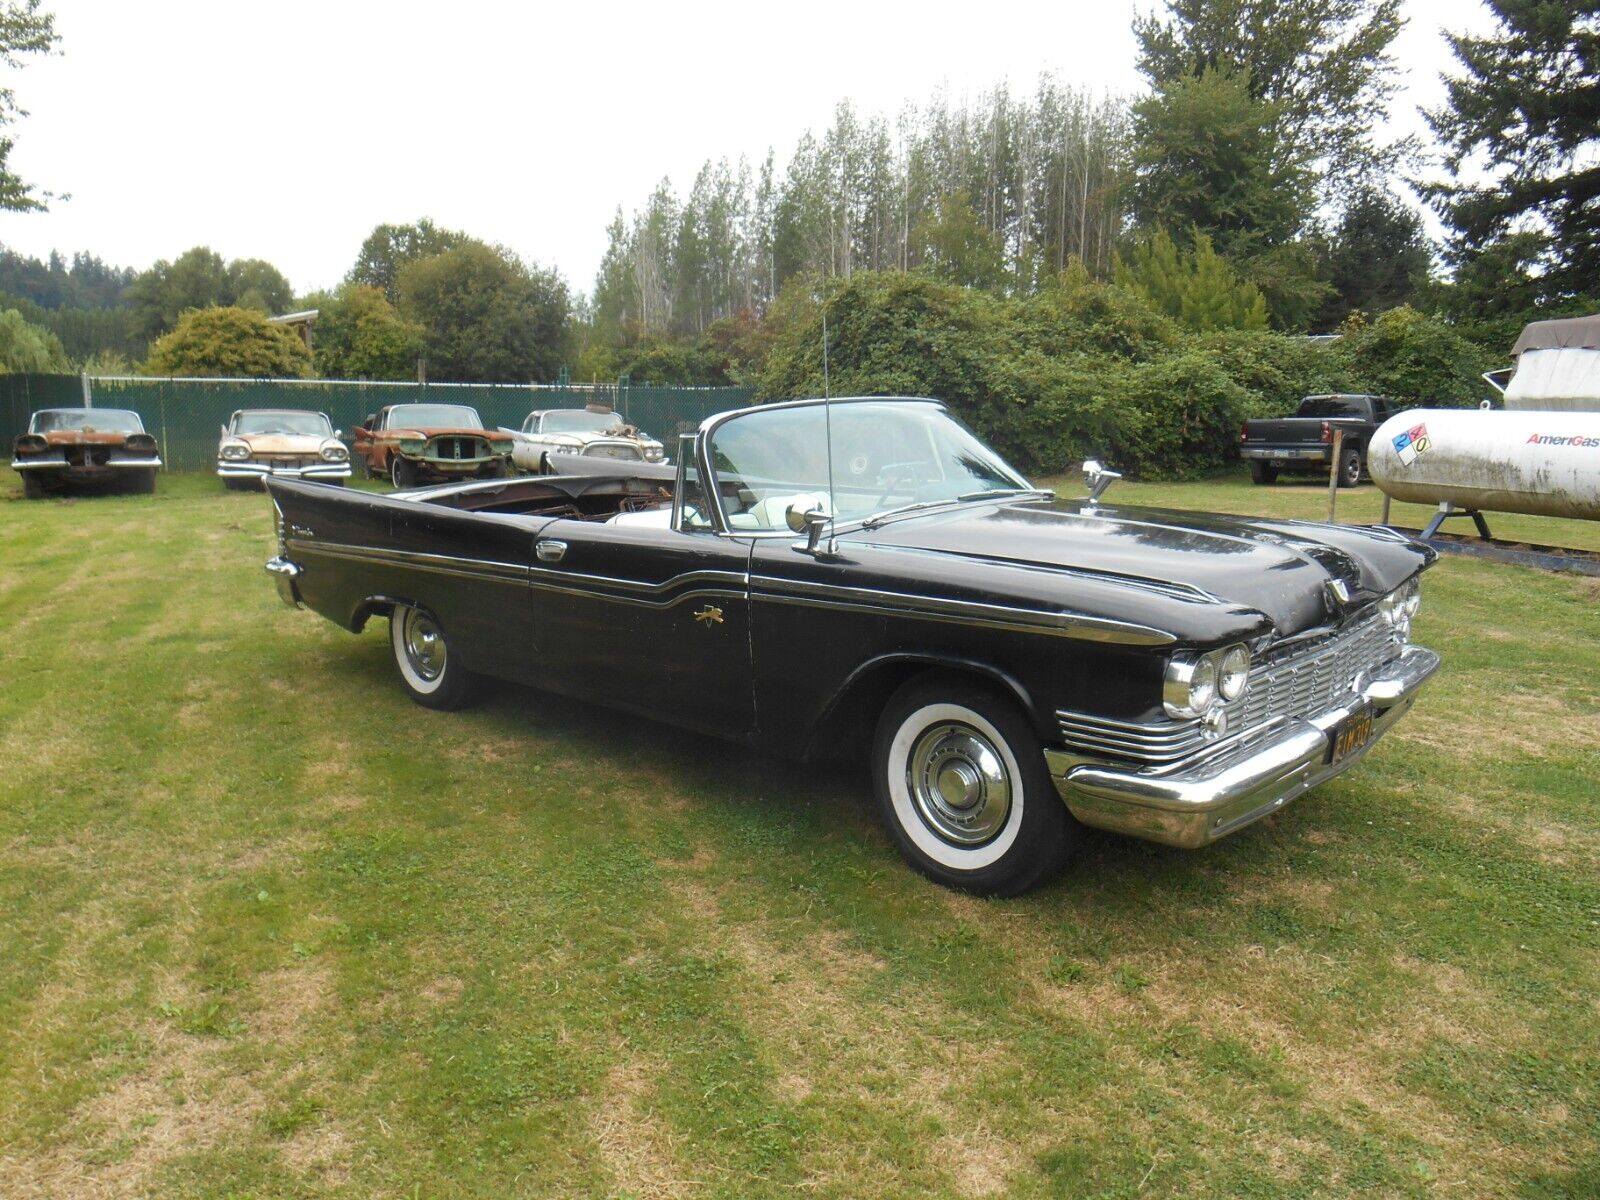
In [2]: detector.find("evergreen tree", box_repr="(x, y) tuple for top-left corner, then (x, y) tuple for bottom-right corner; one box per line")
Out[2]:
(1424, 1), (1600, 306)
(1116, 228), (1269, 331)
(1318, 186), (1431, 327)
(1134, 0), (1407, 197)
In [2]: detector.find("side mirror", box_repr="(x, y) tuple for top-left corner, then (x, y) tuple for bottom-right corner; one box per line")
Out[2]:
(333, 429), (344, 439)
(784, 493), (829, 533)
(1083, 458), (1122, 504)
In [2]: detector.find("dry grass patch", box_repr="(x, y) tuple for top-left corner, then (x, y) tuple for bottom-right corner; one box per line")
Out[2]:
(588, 1054), (696, 1199)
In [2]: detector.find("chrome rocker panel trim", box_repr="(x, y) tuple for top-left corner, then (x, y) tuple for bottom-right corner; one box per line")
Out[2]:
(1049, 645), (1439, 849)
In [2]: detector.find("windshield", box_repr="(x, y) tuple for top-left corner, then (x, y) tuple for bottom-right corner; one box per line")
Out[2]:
(386, 404), (483, 429)
(232, 410), (332, 437)
(31, 409), (144, 434)
(1298, 396), (1371, 419)
(538, 409), (626, 435)
(707, 400), (1031, 531)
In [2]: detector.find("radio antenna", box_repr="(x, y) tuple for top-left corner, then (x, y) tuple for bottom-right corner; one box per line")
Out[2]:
(820, 289), (835, 519)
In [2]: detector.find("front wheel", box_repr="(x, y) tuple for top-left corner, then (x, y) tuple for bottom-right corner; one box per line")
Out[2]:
(130, 469), (156, 495)
(1337, 446), (1363, 488)
(21, 473), (45, 499)
(389, 604), (479, 710)
(873, 673), (1078, 896)
(391, 456), (418, 490)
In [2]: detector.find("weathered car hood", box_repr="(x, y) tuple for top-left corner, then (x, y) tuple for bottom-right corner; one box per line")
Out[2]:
(235, 433), (327, 454)
(852, 497), (1433, 638)
(385, 426), (510, 441)
(40, 430), (135, 446)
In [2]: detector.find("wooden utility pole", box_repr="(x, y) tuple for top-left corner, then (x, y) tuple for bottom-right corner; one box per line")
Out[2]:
(1327, 428), (1345, 523)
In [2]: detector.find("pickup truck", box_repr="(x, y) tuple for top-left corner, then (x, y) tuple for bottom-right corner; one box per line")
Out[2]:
(1240, 394), (1394, 487)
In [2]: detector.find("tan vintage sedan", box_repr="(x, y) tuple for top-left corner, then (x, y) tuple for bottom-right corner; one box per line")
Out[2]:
(216, 409), (351, 488)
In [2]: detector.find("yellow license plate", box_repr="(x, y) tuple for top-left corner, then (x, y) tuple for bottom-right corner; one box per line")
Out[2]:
(1331, 710), (1373, 764)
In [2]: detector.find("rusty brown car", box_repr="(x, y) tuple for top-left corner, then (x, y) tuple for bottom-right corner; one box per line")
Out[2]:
(352, 403), (514, 489)
(216, 408), (351, 489)
(11, 407), (162, 498)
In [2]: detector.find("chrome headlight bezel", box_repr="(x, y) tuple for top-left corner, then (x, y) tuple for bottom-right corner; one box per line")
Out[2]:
(1217, 644), (1252, 702)
(1380, 578), (1420, 642)
(220, 442), (251, 461)
(320, 442), (349, 462)
(1164, 653), (1217, 719)
(1165, 643), (1251, 719)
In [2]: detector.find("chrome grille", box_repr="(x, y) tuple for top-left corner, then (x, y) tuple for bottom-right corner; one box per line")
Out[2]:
(1057, 612), (1401, 768)
(584, 442), (643, 461)
(1234, 613), (1397, 731)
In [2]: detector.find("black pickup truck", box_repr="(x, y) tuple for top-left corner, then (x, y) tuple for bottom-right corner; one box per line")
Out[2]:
(1239, 394), (1394, 487)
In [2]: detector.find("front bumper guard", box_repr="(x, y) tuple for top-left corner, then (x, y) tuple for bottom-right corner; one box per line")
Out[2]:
(1049, 645), (1440, 848)
(265, 557), (303, 608)
(218, 461), (351, 480)
(13, 455), (163, 470)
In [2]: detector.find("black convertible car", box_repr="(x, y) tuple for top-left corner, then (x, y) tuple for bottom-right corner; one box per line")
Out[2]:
(264, 397), (1439, 895)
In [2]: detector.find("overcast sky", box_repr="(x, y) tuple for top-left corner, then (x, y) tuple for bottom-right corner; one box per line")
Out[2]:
(0, 1), (1498, 298)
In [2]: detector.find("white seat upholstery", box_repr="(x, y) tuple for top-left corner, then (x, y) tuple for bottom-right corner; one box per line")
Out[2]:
(746, 492), (828, 530)
(606, 506), (674, 528)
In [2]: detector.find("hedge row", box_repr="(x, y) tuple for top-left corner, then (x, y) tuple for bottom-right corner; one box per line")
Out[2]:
(756, 272), (1495, 478)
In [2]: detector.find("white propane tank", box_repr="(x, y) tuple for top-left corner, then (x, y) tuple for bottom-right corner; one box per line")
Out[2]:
(1369, 408), (1600, 522)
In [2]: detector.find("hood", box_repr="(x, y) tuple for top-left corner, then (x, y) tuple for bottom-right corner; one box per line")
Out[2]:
(37, 430), (136, 446)
(543, 428), (658, 447)
(233, 432), (331, 454)
(390, 426), (510, 441)
(851, 496), (1432, 639)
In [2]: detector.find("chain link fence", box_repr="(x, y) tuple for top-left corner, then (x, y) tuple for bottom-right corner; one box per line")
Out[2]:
(1, 376), (757, 472)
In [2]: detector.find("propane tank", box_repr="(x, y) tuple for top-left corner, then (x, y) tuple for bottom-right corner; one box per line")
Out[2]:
(1369, 408), (1600, 522)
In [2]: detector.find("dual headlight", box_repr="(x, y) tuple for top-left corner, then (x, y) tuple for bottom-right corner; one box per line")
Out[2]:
(320, 443), (348, 462)
(1164, 643), (1251, 719)
(644, 444), (665, 462)
(220, 442), (251, 461)
(1380, 577), (1421, 641)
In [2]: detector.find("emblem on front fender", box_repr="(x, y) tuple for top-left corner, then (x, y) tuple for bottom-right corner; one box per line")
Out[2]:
(694, 605), (724, 627)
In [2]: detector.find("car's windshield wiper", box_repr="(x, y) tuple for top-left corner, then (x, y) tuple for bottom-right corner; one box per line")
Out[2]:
(860, 487), (1053, 529)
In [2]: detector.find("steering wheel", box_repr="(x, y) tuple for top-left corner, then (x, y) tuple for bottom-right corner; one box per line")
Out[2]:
(872, 460), (936, 506)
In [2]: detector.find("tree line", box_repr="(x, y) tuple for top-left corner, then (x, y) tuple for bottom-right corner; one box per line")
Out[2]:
(0, 0), (1591, 413)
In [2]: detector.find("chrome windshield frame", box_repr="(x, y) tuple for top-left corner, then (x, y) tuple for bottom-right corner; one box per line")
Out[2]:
(697, 396), (1032, 539)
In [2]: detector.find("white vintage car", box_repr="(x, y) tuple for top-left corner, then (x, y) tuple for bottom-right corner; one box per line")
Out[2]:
(502, 408), (667, 474)
(216, 409), (351, 488)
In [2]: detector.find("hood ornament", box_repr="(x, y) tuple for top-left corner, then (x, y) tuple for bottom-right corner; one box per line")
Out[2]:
(1082, 459), (1121, 505)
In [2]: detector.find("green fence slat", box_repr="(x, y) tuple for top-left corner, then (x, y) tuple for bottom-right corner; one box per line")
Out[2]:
(1, 376), (757, 474)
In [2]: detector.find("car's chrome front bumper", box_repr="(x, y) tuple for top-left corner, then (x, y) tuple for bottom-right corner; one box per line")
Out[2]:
(218, 461), (351, 480)
(12, 456), (162, 470)
(1049, 645), (1439, 848)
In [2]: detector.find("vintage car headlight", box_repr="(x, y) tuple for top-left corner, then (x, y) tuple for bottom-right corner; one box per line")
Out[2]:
(320, 442), (348, 462)
(1217, 644), (1251, 702)
(644, 444), (665, 462)
(1380, 579), (1419, 641)
(15, 433), (48, 454)
(220, 442), (251, 461)
(1164, 653), (1218, 719)
(398, 437), (426, 454)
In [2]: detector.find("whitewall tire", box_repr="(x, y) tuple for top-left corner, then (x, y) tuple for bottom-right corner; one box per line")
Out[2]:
(389, 604), (478, 710)
(873, 673), (1077, 896)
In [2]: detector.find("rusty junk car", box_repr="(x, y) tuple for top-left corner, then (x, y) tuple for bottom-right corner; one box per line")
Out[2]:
(352, 403), (514, 489)
(217, 409), (351, 488)
(264, 396), (1441, 896)
(12, 407), (162, 498)
(503, 407), (668, 474)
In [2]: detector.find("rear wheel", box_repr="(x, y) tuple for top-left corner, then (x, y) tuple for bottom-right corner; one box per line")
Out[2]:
(1248, 461), (1278, 485)
(1337, 446), (1363, 488)
(391, 456), (418, 490)
(872, 672), (1078, 896)
(389, 604), (479, 710)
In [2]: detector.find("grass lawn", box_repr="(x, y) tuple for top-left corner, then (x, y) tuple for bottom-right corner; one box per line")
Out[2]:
(0, 468), (1595, 1198)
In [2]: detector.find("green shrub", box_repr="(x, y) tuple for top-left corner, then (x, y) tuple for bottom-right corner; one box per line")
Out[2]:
(1335, 307), (1494, 408)
(141, 306), (312, 378)
(1198, 329), (1353, 418)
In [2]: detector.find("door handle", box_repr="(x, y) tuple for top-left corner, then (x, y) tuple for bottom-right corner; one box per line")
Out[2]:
(536, 539), (567, 563)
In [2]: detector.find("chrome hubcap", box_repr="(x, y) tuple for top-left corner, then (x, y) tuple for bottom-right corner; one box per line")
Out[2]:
(402, 609), (445, 681)
(907, 722), (1012, 846)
